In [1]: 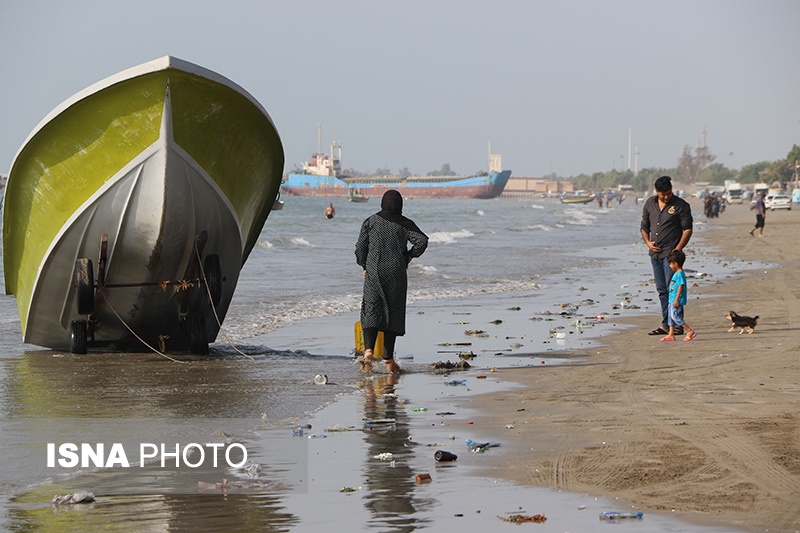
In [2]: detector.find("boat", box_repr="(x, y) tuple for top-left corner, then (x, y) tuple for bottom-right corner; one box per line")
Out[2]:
(282, 137), (511, 199)
(347, 188), (368, 202)
(2, 56), (284, 354)
(560, 195), (596, 204)
(273, 189), (285, 210)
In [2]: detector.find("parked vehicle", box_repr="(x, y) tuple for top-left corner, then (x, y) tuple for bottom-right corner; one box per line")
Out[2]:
(765, 194), (792, 210)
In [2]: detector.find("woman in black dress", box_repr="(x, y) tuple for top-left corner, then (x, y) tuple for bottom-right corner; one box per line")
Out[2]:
(355, 190), (428, 373)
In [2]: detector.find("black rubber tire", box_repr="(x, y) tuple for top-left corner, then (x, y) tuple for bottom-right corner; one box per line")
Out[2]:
(70, 320), (88, 354)
(189, 312), (209, 355)
(75, 258), (95, 315)
(203, 254), (222, 307)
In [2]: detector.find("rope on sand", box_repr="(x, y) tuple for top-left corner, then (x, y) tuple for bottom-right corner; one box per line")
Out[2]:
(193, 246), (255, 362)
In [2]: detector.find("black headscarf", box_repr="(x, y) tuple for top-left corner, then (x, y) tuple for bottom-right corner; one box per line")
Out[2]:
(376, 190), (422, 232)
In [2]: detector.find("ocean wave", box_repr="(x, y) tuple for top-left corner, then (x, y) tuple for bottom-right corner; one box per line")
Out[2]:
(427, 229), (475, 244)
(275, 236), (315, 247)
(410, 263), (438, 275)
(476, 210), (485, 216)
(254, 240), (274, 251)
(562, 207), (597, 226)
(222, 276), (543, 342)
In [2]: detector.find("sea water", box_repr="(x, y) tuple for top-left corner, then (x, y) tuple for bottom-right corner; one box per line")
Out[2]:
(0, 195), (750, 531)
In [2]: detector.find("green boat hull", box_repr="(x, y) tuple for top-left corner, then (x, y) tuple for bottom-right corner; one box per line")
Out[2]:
(3, 56), (284, 352)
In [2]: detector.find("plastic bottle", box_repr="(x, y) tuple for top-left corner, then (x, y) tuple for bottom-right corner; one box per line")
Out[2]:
(599, 511), (643, 520)
(444, 379), (467, 386)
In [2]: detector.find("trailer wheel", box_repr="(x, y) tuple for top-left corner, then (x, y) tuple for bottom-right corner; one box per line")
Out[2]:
(75, 258), (95, 315)
(203, 254), (222, 307)
(70, 320), (88, 354)
(189, 312), (209, 355)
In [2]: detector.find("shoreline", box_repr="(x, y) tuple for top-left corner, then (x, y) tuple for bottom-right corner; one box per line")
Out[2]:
(466, 201), (800, 532)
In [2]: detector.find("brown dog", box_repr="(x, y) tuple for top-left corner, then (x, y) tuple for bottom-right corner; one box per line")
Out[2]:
(726, 311), (758, 334)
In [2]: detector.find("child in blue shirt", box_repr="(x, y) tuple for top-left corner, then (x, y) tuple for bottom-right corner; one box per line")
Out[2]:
(661, 249), (697, 342)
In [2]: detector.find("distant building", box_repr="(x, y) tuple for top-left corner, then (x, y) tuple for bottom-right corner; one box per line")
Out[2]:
(502, 177), (574, 197)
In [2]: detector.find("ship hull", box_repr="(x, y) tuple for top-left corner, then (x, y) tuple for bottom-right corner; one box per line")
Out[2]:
(282, 171), (511, 199)
(3, 56), (284, 352)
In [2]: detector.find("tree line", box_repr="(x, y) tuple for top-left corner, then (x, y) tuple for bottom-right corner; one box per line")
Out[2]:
(569, 144), (800, 192)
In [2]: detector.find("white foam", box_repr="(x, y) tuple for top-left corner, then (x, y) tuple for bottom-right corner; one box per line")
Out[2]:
(427, 229), (475, 244)
(277, 236), (314, 247)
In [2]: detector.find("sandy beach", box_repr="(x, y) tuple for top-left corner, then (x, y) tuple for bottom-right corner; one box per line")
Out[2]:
(466, 200), (800, 532)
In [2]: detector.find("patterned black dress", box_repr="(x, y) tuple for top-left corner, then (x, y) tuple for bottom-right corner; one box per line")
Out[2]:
(355, 214), (428, 336)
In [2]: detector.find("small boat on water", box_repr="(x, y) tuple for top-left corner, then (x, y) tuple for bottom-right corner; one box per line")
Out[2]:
(2, 56), (284, 354)
(560, 195), (596, 204)
(347, 188), (368, 202)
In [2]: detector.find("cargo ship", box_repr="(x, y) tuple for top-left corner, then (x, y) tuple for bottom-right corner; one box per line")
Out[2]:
(281, 138), (511, 199)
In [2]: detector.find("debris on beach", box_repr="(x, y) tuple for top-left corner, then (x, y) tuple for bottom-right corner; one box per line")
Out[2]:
(466, 438), (501, 452)
(464, 329), (489, 337)
(507, 306), (521, 311)
(489, 319), (503, 325)
(374, 452), (394, 461)
(444, 379), (467, 386)
(52, 492), (95, 505)
(497, 513), (546, 523)
(228, 461), (262, 478)
(431, 360), (471, 370)
(365, 418), (397, 427)
(340, 486), (360, 493)
(415, 473), (432, 484)
(434, 450), (458, 462)
(325, 424), (361, 433)
(437, 342), (472, 347)
(599, 511), (644, 520)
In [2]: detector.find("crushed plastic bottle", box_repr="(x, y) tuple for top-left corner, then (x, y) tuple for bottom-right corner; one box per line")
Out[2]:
(599, 511), (644, 520)
(444, 379), (467, 386)
(465, 438), (501, 452)
(291, 427), (304, 437)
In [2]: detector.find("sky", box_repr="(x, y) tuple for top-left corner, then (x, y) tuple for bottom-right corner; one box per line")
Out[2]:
(1, 0), (799, 178)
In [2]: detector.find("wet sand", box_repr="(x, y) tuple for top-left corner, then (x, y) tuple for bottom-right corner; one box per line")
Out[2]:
(466, 201), (800, 532)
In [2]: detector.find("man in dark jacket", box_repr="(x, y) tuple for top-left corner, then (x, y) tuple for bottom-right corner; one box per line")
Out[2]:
(640, 176), (693, 336)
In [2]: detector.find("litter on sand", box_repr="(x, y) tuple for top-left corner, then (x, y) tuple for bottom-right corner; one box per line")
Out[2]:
(466, 438), (501, 452)
(52, 492), (95, 505)
(599, 511), (644, 520)
(497, 514), (546, 523)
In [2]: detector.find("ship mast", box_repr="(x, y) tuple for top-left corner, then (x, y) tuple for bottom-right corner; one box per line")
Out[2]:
(488, 138), (502, 173)
(317, 123), (322, 155)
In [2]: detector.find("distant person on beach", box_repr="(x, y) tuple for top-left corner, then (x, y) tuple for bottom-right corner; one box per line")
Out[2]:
(355, 190), (428, 373)
(325, 203), (335, 219)
(641, 175), (693, 336)
(749, 191), (766, 237)
(660, 249), (696, 342)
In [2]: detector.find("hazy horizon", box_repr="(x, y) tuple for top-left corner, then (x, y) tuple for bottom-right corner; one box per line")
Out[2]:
(1, 0), (798, 179)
